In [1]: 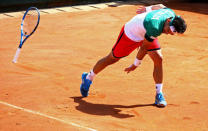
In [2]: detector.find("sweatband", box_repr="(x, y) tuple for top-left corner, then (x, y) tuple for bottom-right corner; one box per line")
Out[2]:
(170, 26), (176, 33)
(134, 58), (142, 66)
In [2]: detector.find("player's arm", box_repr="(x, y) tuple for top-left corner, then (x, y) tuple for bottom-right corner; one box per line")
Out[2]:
(124, 21), (160, 73)
(124, 39), (152, 73)
(135, 39), (153, 60)
(136, 4), (166, 14)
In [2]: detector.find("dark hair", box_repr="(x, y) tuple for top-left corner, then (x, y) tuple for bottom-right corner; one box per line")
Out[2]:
(171, 16), (187, 34)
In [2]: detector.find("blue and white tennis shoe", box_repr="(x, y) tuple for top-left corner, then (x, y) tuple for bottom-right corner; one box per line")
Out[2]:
(155, 92), (167, 107)
(80, 72), (92, 97)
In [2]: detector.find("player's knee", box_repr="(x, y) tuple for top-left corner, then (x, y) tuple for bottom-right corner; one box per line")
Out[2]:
(154, 56), (163, 66)
(108, 57), (119, 65)
(106, 52), (120, 65)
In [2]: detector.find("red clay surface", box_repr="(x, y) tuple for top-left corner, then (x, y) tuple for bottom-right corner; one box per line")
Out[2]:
(0, 2), (208, 131)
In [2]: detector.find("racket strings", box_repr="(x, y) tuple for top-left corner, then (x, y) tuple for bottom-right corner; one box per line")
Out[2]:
(23, 10), (39, 36)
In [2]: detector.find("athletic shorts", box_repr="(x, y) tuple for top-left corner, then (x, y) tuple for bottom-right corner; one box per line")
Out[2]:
(112, 26), (161, 58)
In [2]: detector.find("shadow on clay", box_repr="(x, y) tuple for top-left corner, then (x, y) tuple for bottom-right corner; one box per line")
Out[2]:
(70, 96), (156, 118)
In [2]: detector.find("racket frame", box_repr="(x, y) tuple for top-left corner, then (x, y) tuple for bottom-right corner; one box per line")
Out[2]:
(13, 7), (40, 63)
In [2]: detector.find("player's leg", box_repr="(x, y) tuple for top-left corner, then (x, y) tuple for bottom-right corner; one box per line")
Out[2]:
(148, 50), (167, 107)
(148, 49), (163, 84)
(80, 26), (141, 97)
(92, 51), (120, 75)
(80, 26), (124, 97)
(80, 51), (120, 97)
(147, 38), (167, 107)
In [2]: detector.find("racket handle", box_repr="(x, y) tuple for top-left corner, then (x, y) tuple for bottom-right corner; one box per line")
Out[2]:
(12, 48), (21, 63)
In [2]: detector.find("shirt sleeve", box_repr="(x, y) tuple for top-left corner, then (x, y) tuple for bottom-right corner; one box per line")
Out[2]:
(145, 27), (160, 42)
(145, 19), (161, 41)
(145, 33), (154, 42)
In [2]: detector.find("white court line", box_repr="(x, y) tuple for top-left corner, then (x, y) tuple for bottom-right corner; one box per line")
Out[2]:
(0, 101), (96, 131)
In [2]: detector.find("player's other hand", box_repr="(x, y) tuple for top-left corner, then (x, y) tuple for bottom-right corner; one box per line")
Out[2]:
(136, 6), (146, 14)
(124, 64), (138, 74)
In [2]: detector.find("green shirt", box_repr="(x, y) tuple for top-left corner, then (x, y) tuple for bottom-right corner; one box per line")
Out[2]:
(143, 8), (176, 40)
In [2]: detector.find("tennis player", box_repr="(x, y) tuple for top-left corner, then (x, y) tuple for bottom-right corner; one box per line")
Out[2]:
(80, 4), (187, 107)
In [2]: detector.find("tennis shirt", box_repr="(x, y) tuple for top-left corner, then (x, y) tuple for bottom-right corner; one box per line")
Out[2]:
(124, 8), (176, 42)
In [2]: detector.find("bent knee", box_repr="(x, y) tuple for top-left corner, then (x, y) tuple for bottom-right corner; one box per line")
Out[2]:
(154, 56), (163, 66)
(105, 52), (120, 65)
(148, 50), (163, 66)
(107, 56), (120, 65)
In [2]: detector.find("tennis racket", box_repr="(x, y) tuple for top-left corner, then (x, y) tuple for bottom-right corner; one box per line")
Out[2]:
(12, 7), (40, 63)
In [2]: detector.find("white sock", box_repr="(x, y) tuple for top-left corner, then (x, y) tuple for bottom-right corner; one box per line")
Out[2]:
(86, 70), (96, 81)
(156, 84), (163, 94)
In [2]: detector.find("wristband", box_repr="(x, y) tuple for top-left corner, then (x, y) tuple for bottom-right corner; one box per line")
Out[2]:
(146, 6), (152, 12)
(133, 58), (142, 66)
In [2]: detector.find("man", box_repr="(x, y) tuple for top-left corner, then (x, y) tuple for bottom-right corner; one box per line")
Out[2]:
(80, 4), (187, 107)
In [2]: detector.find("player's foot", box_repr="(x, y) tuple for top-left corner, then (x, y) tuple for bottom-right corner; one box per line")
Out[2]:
(155, 92), (167, 107)
(80, 72), (92, 97)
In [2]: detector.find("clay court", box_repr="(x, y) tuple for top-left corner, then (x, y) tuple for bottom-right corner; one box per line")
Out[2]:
(0, 1), (208, 130)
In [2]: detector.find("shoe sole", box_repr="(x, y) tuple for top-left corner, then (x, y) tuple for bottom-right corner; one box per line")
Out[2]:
(156, 103), (166, 107)
(155, 101), (167, 107)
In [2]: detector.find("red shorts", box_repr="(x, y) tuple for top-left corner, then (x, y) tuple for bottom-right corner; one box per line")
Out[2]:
(112, 26), (161, 58)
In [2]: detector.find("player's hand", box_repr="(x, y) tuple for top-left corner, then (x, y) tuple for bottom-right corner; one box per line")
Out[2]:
(136, 6), (146, 14)
(124, 64), (138, 74)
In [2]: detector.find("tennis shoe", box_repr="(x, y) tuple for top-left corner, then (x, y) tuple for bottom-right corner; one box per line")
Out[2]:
(155, 92), (167, 107)
(80, 72), (92, 97)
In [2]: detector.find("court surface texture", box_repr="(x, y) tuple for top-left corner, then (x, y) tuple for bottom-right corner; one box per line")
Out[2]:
(0, 1), (208, 131)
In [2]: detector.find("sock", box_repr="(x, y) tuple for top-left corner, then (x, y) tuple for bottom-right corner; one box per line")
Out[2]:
(156, 84), (163, 94)
(86, 70), (96, 81)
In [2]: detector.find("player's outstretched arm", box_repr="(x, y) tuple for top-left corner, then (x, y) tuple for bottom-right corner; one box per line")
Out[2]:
(136, 4), (166, 14)
(124, 40), (150, 74)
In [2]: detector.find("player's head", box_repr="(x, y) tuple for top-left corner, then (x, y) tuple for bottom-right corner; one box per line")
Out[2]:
(163, 16), (187, 35)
